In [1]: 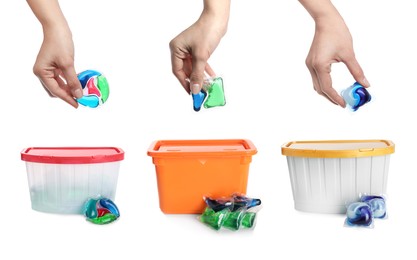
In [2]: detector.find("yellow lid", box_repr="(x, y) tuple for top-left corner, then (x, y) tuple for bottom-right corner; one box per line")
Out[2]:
(281, 140), (395, 158)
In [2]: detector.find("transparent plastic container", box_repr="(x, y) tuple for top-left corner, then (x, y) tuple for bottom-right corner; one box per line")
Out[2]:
(281, 140), (395, 214)
(21, 147), (124, 214)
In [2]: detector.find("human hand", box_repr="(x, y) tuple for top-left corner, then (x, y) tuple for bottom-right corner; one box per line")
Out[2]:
(305, 16), (370, 107)
(33, 25), (82, 108)
(170, 1), (230, 95)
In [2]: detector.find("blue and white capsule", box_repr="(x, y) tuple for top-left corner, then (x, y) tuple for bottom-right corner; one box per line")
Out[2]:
(341, 82), (371, 111)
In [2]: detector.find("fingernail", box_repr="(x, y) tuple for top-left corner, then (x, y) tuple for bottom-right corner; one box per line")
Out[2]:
(363, 77), (370, 87)
(191, 84), (200, 94)
(73, 88), (83, 99)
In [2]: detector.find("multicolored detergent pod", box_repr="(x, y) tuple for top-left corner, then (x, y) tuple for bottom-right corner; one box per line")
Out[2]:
(360, 195), (386, 219)
(203, 77), (226, 109)
(84, 197), (120, 225)
(200, 194), (261, 231)
(341, 82), (371, 111)
(345, 202), (373, 227)
(192, 90), (207, 112)
(77, 70), (109, 108)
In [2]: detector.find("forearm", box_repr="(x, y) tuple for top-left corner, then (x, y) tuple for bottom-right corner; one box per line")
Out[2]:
(27, 0), (69, 32)
(298, 0), (342, 22)
(201, 0), (231, 35)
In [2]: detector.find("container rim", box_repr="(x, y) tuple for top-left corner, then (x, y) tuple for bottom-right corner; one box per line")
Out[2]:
(21, 147), (125, 164)
(281, 139), (395, 158)
(147, 139), (257, 157)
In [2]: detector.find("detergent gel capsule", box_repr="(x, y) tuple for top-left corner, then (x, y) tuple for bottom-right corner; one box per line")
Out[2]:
(241, 212), (257, 228)
(341, 82), (371, 111)
(222, 210), (246, 230)
(199, 207), (230, 230)
(84, 196), (120, 225)
(191, 77), (226, 111)
(360, 195), (387, 219)
(199, 194), (261, 231)
(345, 202), (373, 227)
(77, 70), (109, 108)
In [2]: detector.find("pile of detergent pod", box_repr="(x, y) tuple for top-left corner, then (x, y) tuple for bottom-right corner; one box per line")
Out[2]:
(345, 194), (387, 228)
(341, 82), (371, 111)
(192, 77), (226, 112)
(77, 70), (109, 108)
(199, 193), (261, 231)
(84, 196), (120, 225)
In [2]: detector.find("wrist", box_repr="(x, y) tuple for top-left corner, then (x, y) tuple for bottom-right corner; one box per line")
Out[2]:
(299, 0), (342, 22)
(314, 13), (346, 31)
(200, 9), (229, 36)
(41, 16), (69, 30)
(42, 21), (72, 38)
(202, 0), (230, 36)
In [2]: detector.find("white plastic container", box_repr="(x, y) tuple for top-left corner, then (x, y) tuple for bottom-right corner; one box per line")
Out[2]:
(281, 140), (395, 214)
(21, 147), (124, 214)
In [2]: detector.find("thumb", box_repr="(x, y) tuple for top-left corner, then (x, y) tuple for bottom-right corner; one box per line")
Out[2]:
(61, 63), (83, 99)
(189, 55), (207, 94)
(344, 57), (370, 88)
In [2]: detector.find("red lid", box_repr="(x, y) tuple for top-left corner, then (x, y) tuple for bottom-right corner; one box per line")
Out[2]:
(21, 147), (124, 164)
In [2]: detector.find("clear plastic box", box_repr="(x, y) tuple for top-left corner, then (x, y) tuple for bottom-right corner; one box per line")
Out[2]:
(21, 147), (124, 214)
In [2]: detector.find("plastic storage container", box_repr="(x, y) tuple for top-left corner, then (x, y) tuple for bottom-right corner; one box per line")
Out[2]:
(281, 140), (395, 214)
(21, 147), (124, 214)
(147, 139), (257, 214)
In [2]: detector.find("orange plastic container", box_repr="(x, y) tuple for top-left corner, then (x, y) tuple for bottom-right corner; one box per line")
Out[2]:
(147, 139), (257, 214)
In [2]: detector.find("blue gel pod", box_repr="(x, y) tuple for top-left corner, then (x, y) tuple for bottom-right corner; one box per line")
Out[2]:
(361, 196), (386, 219)
(346, 202), (373, 227)
(192, 90), (207, 112)
(205, 197), (234, 212)
(341, 82), (371, 111)
(232, 194), (261, 211)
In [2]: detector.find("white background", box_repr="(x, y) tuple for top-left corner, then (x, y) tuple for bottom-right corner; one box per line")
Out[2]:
(1, 0), (416, 259)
